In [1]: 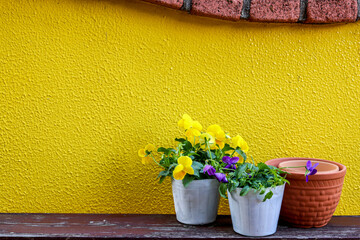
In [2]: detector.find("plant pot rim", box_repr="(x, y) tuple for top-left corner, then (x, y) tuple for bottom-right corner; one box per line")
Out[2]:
(172, 178), (219, 183)
(228, 183), (286, 192)
(278, 160), (339, 175)
(172, 178), (220, 189)
(265, 157), (346, 180)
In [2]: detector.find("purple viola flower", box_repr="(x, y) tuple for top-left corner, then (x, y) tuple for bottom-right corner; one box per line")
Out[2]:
(214, 173), (228, 183)
(305, 160), (319, 182)
(203, 165), (216, 176)
(222, 156), (239, 169)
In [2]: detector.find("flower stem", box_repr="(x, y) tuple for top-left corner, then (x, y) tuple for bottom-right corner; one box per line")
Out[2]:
(223, 168), (235, 172)
(206, 142), (213, 161)
(150, 153), (164, 168)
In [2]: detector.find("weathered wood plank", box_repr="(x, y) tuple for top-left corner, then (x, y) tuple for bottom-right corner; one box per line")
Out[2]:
(0, 214), (358, 239)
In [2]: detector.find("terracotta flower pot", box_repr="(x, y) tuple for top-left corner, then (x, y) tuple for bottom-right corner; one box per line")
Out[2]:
(265, 157), (346, 228)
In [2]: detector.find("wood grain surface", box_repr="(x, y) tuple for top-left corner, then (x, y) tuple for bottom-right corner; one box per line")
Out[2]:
(0, 214), (358, 239)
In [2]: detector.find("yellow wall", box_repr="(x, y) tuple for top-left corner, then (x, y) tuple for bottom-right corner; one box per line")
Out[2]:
(0, 0), (359, 214)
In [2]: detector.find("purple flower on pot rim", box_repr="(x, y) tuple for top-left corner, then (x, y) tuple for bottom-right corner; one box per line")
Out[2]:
(222, 156), (239, 169)
(305, 160), (319, 182)
(214, 173), (228, 183)
(203, 165), (216, 176)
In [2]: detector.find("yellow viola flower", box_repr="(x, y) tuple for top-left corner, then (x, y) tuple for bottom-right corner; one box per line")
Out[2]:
(138, 149), (152, 164)
(199, 132), (216, 149)
(173, 156), (194, 180)
(178, 114), (193, 130)
(225, 133), (232, 144)
(178, 114), (203, 139)
(145, 143), (155, 152)
(138, 144), (155, 165)
(185, 120), (203, 138)
(207, 124), (226, 149)
(232, 135), (249, 153)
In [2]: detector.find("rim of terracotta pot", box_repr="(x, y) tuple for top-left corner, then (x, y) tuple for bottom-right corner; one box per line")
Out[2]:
(265, 157), (346, 181)
(278, 160), (339, 175)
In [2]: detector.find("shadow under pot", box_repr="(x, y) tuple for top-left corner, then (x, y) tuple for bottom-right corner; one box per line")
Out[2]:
(172, 179), (220, 225)
(265, 157), (346, 228)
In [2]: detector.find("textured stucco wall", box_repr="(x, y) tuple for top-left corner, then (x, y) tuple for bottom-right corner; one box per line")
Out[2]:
(0, 0), (359, 214)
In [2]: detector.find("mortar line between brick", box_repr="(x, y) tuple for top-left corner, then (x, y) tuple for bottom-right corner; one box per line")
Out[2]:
(241, 0), (251, 19)
(181, 0), (192, 12)
(357, 0), (360, 21)
(299, 0), (308, 22)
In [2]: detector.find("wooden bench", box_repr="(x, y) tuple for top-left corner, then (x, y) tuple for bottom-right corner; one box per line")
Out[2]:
(0, 214), (359, 239)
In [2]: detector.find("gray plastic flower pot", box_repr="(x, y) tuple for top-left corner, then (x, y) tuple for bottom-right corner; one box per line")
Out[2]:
(228, 184), (285, 236)
(172, 179), (220, 225)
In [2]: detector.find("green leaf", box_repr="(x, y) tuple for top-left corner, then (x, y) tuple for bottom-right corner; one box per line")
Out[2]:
(228, 181), (239, 193)
(191, 161), (204, 178)
(235, 149), (247, 162)
(157, 147), (168, 153)
(175, 138), (186, 143)
(236, 164), (247, 178)
(267, 165), (277, 170)
(263, 191), (273, 202)
(183, 141), (193, 151)
(239, 178), (247, 187)
(159, 176), (166, 184)
(188, 151), (199, 157)
(240, 185), (250, 196)
(221, 144), (233, 153)
(169, 148), (177, 153)
(219, 182), (228, 199)
(206, 151), (216, 159)
(182, 174), (195, 188)
(192, 161), (203, 170)
(157, 170), (168, 179)
(258, 162), (269, 171)
(157, 147), (176, 155)
(156, 163), (177, 179)
(168, 163), (177, 171)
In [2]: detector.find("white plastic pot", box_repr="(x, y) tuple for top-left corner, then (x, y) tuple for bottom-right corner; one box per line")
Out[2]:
(172, 179), (220, 225)
(228, 184), (285, 236)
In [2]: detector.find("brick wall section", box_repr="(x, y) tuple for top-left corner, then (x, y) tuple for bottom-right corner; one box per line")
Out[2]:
(249, 0), (300, 23)
(141, 0), (359, 23)
(191, 0), (243, 21)
(306, 0), (357, 23)
(142, 0), (183, 9)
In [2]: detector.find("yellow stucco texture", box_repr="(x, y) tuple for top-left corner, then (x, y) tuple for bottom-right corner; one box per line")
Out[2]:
(0, 0), (359, 214)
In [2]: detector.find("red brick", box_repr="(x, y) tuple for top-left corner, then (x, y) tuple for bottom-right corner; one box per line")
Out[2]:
(142, 0), (183, 10)
(249, 0), (300, 23)
(306, 0), (357, 23)
(191, 0), (243, 21)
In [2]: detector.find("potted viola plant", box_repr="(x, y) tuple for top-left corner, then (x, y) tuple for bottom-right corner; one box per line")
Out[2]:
(215, 156), (289, 236)
(138, 114), (250, 225)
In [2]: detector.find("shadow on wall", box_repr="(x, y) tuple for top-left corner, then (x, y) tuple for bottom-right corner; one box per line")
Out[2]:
(75, 0), (346, 30)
